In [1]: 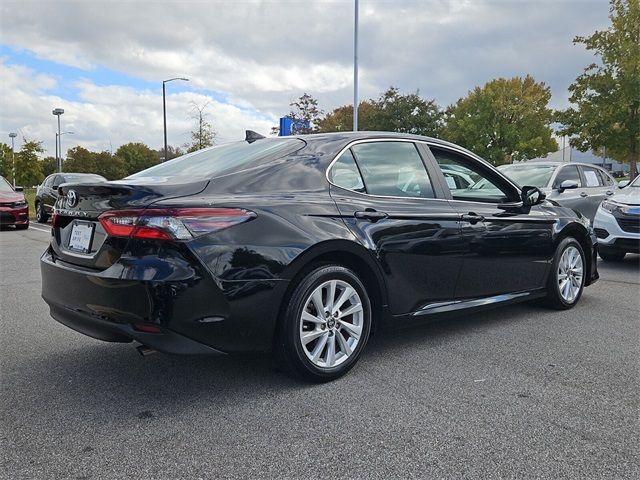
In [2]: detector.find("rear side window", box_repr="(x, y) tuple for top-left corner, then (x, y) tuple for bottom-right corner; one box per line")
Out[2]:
(329, 150), (365, 192)
(351, 142), (434, 198)
(129, 138), (304, 179)
(554, 165), (582, 187)
(582, 167), (603, 187)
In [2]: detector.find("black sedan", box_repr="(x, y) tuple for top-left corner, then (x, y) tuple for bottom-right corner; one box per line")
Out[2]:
(41, 132), (598, 381)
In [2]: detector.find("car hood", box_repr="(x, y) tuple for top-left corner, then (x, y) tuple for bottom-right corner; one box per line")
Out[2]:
(610, 187), (640, 206)
(0, 191), (24, 202)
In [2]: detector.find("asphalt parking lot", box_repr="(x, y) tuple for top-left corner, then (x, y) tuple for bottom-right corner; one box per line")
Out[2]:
(1, 225), (638, 479)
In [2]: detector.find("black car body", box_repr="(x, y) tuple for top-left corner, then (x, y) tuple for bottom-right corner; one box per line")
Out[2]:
(41, 133), (598, 380)
(36, 173), (106, 223)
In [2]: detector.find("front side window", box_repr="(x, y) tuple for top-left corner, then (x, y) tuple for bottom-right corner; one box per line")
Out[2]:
(432, 148), (513, 203)
(554, 165), (582, 188)
(582, 167), (603, 187)
(329, 150), (365, 192)
(350, 142), (434, 198)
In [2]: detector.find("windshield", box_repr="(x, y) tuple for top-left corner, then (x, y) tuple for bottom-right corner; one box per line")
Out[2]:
(0, 177), (14, 193)
(129, 138), (305, 179)
(630, 176), (639, 187)
(498, 164), (556, 188)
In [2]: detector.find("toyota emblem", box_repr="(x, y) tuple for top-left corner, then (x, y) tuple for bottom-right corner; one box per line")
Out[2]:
(66, 190), (78, 208)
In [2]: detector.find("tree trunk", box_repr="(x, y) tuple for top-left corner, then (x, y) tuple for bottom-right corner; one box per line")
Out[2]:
(630, 142), (638, 179)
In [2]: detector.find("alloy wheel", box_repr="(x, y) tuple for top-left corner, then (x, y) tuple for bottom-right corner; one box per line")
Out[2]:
(557, 245), (584, 303)
(299, 279), (364, 369)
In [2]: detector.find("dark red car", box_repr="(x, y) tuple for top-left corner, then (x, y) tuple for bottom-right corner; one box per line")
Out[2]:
(0, 176), (29, 230)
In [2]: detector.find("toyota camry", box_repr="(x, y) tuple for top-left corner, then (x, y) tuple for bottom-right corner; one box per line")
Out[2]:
(41, 132), (598, 381)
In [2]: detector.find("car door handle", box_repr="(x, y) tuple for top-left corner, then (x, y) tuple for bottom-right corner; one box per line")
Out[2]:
(461, 212), (485, 224)
(354, 210), (389, 222)
(580, 192), (588, 197)
(605, 190), (614, 196)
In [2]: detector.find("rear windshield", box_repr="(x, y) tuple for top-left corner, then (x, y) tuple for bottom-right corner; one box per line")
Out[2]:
(128, 138), (305, 179)
(498, 164), (556, 188)
(63, 174), (105, 184)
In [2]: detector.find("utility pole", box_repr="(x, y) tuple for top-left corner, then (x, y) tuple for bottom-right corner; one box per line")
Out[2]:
(9, 133), (17, 187)
(353, 0), (359, 132)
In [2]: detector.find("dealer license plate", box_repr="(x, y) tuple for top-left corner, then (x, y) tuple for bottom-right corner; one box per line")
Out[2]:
(68, 222), (94, 253)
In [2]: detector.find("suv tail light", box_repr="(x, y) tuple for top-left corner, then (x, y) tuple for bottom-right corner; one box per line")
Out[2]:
(99, 208), (255, 240)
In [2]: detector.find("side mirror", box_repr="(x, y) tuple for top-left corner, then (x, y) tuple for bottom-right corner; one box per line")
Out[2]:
(557, 179), (579, 193)
(522, 186), (545, 206)
(14, 186), (24, 192)
(618, 180), (630, 188)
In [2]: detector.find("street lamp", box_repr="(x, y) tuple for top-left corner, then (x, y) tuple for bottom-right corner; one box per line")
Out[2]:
(55, 132), (74, 171)
(162, 77), (189, 162)
(52, 108), (64, 171)
(8, 132), (17, 187)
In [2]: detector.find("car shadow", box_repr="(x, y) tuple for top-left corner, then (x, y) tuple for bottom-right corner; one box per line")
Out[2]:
(6, 300), (554, 419)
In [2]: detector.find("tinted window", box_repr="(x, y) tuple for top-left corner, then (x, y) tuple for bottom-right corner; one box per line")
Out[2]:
(51, 175), (62, 187)
(43, 175), (54, 187)
(351, 142), (434, 198)
(554, 165), (582, 187)
(329, 150), (365, 192)
(129, 138), (304, 179)
(432, 148), (512, 203)
(582, 167), (603, 187)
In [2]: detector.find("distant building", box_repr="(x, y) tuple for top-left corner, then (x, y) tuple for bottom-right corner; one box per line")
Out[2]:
(528, 146), (629, 174)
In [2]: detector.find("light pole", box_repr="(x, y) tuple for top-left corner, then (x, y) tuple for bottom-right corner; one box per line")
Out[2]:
(55, 132), (74, 171)
(353, 0), (359, 132)
(8, 132), (17, 187)
(52, 108), (64, 171)
(162, 77), (189, 162)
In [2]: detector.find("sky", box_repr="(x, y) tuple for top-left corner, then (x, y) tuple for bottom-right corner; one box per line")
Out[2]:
(0, 0), (611, 158)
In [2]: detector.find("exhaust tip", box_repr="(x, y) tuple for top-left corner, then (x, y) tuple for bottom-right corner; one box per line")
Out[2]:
(136, 345), (157, 357)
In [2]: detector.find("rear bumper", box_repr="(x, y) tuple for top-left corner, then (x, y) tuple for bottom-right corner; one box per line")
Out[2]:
(41, 247), (285, 353)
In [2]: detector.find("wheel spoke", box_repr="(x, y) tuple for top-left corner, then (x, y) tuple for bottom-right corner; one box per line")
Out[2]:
(311, 289), (325, 317)
(302, 311), (325, 324)
(338, 303), (362, 318)
(327, 280), (337, 312)
(302, 329), (326, 345)
(336, 331), (352, 356)
(310, 333), (329, 362)
(325, 334), (336, 367)
(333, 286), (355, 314)
(339, 320), (362, 339)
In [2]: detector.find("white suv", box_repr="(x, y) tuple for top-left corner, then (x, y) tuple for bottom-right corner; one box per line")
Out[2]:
(593, 176), (640, 261)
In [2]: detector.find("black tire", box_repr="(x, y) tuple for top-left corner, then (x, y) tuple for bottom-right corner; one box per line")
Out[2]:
(544, 237), (586, 310)
(599, 249), (626, 262)
(277, 265), (372, 382)
(35, 201), (48, 223)
(15, 224), (29, 230)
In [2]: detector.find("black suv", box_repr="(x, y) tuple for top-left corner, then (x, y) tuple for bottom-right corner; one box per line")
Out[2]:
(36, 173), (106, 223)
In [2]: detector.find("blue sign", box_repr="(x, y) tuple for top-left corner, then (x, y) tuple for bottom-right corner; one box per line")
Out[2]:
(279, 117), (310, 136)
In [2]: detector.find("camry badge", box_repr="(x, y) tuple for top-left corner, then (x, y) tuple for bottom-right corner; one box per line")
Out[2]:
(66, 190), (78, 208)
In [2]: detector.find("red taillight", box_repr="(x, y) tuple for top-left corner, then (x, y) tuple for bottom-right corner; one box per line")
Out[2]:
(133, 323), (162, 334)
(98, 208), (255, 241)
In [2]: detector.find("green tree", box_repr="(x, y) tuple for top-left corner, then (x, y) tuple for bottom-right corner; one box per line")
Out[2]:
(115, 142), (159, 175)
(41, 156), (57, 177)
(64, 146), (97, 173)
(0, 143), (13, 180)
(273, 93), (324, 135)
(14, 139), (44, 186)
(556, 0), (639, 178)
(444, 75), (558, 165)
(158, 145), (183, 161)
(316, 101), (379, 132)
(94, 151), (127, 180)
(370, 87), (444, 136)
(185, 102), (216, 152)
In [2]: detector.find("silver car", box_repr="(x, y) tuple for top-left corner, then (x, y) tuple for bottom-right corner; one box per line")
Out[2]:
(497, 162), (619, 221)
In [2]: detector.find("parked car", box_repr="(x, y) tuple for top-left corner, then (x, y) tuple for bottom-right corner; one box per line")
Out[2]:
(40, 132), (598, 381)
(593, 175), (640, 261)
(36, 173), (106, 223)
(497, 162), (618, 222)
(0, 176), (29, 230)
